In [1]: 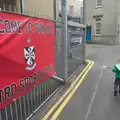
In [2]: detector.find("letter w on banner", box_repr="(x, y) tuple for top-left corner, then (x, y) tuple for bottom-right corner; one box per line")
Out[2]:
(0, 11), (56, 110)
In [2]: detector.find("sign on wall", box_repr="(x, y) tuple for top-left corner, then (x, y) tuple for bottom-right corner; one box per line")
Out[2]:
(0, 12), (56, 110)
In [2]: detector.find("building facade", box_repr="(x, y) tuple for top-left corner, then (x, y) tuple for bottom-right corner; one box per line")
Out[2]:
(24, 0), (54, 19)
(86, 0), (118, 44)
(68, 0), (83, 23)
(58, 0), (83, 23)
(0, 0), (54, 20)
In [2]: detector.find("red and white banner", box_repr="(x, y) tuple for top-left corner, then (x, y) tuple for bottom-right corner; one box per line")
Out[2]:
(0, 12), (56, 110)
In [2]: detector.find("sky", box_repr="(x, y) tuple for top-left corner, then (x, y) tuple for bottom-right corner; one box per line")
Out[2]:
(58, 0), (83, 17)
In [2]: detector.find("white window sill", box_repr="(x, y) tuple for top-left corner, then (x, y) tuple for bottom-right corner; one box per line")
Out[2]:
(95, 6), (102, 9)
(94, 35), (101, 37)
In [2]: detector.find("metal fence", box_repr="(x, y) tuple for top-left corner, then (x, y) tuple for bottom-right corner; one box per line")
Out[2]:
(0, 9), (63, 120)
(0, 2), (85, 120)
(0, 4), (18, 13)
(0, 79), (61, 120)
(0, 3), (53, 20)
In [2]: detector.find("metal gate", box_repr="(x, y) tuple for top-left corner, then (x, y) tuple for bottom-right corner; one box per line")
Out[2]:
(56, 21), (86, 79)
(67, 21), (85, 78)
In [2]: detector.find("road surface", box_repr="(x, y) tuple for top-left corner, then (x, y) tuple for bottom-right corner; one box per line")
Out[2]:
(58, 44), (120, 120)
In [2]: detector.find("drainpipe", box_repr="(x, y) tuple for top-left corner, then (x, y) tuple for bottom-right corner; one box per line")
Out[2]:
(83, 0), (86, 24)
(117, 0), (120, 44)
(20, 0), (24, 14)
(83, 0), (86, 63)
(55, 0), (59, 20)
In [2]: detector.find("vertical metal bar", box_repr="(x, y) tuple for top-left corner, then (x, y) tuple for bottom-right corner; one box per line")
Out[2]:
(48, 82), (50, 96)
(117, 0), (120, 44)
(37, 85), (40, 107)
(37, 85), (40, 106)
(14, 6), (17, 12)
(0, 110), (2, 120)
(61, 0), (68, 83)
(28, 91), (32, 114)
(55, 0), (59, 20)
(83, 0), (86, 63)
(50, 84), (52, 95)
(39, 85), (42, 105)
(33, 87), (35, 111)
(83, 0), (86, 25)
(20, 0), (24, 14)
(44, 83), (46, 100)
(35, 86), (38, 108)
(36, 85), (39, 107)
(5, 107), (8, 120)
(3, 4), (5, 11)
(34, 87), (37, 109)
(41, 84), (43, 103)
(42, 84), (45, 101)
(82, 28), (86, 64)
(54, 0), (56, 20)
(47, 83), (49, 97)
(25, 94), (28, 117)
(15, 100), (19, 120)
(9, 5), (12, 12)
(19, 98), (23, 120)
(46, 83), (48, 99)
(27, 92), (30, 116)
(23, 96), (27, 119)
(10, 104), (14, 120)
(30, 90), (33, 112)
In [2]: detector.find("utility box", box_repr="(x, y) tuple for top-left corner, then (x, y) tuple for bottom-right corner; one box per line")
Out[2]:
(86, 25), (92, 43)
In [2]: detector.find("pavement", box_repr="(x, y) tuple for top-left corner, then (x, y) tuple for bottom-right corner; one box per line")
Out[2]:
(31, 44), (120, 120)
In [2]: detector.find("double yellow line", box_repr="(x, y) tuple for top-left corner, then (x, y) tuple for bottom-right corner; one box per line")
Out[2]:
(42, 60), (94, 120)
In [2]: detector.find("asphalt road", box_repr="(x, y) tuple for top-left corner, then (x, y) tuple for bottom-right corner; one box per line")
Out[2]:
(57, 44), (120, 120)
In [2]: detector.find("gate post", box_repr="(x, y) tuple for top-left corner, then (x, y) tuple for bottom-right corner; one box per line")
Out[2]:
(61, 0), (68, 83)
(20, 0), (24, 14)
(83, 0), (86, 64)
(55, 0), (59, 20)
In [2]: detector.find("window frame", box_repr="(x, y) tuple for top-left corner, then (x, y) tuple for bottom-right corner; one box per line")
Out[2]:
(95, 17), (101, 36)
(96, 0), (102, 8)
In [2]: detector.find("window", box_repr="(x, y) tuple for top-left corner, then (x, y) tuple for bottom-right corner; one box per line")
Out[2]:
(96, 0), (102, 7)
(95, 18), (101, 36)
(69, 5), (74, 16)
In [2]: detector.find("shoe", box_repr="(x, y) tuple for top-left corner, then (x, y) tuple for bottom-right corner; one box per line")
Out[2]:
(114, 91), (117, 96)
(118, 90), (120, 95)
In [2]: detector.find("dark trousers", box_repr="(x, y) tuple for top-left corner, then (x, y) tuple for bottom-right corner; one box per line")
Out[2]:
(114, 78), (120, 91)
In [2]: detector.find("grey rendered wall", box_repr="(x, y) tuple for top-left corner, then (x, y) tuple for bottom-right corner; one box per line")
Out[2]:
(86, 0), (118, 44)
(86, 0), (95, 26)
(100, 0), (117, 44)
